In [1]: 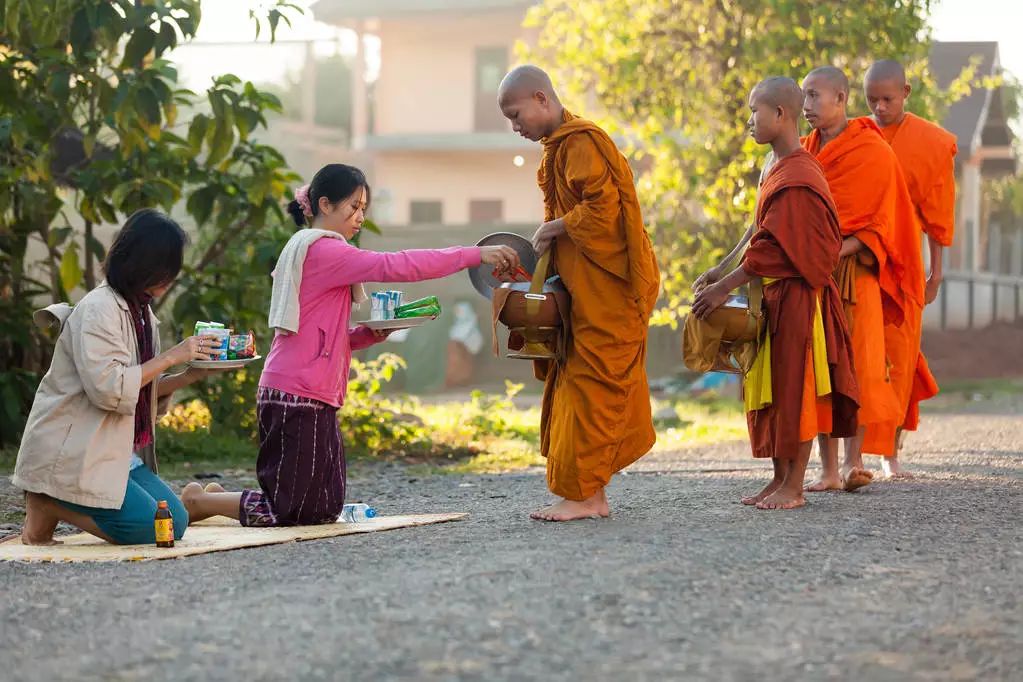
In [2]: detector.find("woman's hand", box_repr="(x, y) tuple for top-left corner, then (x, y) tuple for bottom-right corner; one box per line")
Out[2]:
(164, 335), (220, 367)
(480, 245), (521, 278)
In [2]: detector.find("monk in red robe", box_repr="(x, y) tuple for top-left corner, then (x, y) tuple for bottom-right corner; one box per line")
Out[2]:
(864, 59), (957, 477)
(693, 77), (859, 510)
(799, 67), (919, 492)
(497, 66), (661, 522)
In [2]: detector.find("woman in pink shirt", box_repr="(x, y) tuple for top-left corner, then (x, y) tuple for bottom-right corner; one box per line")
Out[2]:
(182, 164), (519, 526)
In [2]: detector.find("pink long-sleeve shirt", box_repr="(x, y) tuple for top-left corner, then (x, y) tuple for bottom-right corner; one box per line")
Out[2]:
(259, 239), (482, 407)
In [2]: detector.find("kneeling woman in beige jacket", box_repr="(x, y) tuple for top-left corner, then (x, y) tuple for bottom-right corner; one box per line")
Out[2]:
(14, 209), (222, 545)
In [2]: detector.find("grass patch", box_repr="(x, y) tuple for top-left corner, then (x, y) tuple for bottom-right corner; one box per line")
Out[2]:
(651, 395), (747, 452)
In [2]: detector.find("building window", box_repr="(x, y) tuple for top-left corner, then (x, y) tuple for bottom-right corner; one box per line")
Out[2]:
(410, 200), (443, 224)
(475, 46), (508, 132)
(469, 200), (504, 224)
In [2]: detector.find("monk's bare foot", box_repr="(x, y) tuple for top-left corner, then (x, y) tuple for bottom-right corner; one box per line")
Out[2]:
(530, 490), (609, 522)
(804, 475), (843, 493)
(742, 478), (784, 505)
(203, 481), (227, 493)
(21, 492), (62, 545)
(880, 457), (914, 480)
(842, 467), (873, 492)
(756, 489), (806, 510)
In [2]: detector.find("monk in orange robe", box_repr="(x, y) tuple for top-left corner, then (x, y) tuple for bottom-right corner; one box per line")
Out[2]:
(693, 77), (859, 510)
(497, 65), (660, 521)
(799, 67), (919, 493)
(864, 59), (957, 477)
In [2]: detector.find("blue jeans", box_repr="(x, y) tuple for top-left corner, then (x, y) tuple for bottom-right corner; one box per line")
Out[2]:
(58, 465), (188, 545)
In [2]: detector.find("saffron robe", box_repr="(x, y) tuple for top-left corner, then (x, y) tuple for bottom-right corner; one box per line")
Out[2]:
(741, 149), (859, 459)
(536, 110), (661, 500)
(877, 113), (957, 435)
(803, 118), (916, 455)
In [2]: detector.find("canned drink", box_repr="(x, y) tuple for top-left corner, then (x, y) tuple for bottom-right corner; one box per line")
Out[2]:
(205, 328), (230, 361)
(371, 292), (386, 321)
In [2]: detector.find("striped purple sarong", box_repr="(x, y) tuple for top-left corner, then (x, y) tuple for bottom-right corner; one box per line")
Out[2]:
(239, 387), (346, 526)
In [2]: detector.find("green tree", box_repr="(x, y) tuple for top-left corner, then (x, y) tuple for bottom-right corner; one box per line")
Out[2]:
(0, 0), (302, 445)
(524, 0), (979, 324)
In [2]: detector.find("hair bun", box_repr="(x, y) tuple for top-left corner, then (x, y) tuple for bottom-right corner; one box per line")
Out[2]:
(286, 199), (307, 227)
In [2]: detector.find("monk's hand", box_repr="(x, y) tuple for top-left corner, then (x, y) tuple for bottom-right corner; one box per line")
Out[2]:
(532, 219), (566, 255)
(693, 264), (725, 293)
(691, 281), (730, 320)
(925, 273), (942, 305)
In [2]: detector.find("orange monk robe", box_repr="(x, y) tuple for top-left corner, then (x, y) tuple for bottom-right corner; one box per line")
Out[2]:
(742, 149), (859, 458)
(803, 118), (921, 455)
(878, 113), (957, 433)
(535, 111), (661, 501)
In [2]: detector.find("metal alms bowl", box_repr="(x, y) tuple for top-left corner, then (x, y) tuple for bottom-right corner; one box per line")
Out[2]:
(468, 231), (538, 300)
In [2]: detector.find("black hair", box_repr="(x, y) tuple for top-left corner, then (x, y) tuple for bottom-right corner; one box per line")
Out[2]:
(103, 209), (188, 302)
(287, 163), (372, 227)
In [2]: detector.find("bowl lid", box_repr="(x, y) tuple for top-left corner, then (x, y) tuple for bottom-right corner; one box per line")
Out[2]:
(467, 232), (538, 300)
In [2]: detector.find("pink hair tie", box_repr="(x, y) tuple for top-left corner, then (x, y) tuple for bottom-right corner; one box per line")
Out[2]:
(295, 185), (313, 217)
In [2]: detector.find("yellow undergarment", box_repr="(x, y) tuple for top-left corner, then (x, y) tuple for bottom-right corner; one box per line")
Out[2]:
(743, 278), (831, 413)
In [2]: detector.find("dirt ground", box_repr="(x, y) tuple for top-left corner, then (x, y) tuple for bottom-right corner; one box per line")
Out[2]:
(2, 390), (1021, 681)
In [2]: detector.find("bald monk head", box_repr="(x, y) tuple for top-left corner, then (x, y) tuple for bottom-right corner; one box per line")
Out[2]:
(747, 77), (804, 147)
(864, 59), (911, 128)
(497, 65), (565, 141)
(802, 66), (850, 132)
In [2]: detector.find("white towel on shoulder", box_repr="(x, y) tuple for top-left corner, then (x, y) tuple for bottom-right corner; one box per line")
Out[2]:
(268, 228), (369, 334)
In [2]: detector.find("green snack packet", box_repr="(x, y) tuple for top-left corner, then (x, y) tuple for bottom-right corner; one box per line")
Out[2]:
(395, 304), (441, 319)
(394, 296), (439, 315)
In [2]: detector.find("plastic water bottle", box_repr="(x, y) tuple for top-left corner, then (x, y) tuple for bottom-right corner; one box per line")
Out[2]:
(339, 503), (378, 523)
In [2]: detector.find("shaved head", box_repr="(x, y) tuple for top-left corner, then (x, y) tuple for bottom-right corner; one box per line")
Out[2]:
(497, 65), (565, 141)
(752, 77), (803, 119)
(864, 60), (911, 127)
(802, 66), (850, 132)
(865, 59), (907, 86)
(498, 65), (559, 105)
(804, 66), (850, 96)
(747, 77), (802, 147)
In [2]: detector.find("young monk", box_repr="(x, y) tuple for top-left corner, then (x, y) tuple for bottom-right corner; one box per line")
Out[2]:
(864, 59), (957, 477)
(800, 66), (920, 492)
(497, 65), (661, 522)
(692, 77), (858, 510)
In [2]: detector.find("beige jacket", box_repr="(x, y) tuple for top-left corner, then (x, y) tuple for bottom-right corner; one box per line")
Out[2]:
(13, 283), (167, 508)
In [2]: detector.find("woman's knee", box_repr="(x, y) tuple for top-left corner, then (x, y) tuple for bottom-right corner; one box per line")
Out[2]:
(110, 496), (188, 544)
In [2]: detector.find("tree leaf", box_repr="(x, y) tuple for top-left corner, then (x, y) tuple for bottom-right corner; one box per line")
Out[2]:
(60, 246), (83, 295)
(49, 226), (74, 248)
(122, 27), (157, 68)
(70, 9), (93, 55)
(86, 233), (106, 263)
(188, 114), (209, 152)
(155, 20), (178, 58)
(136, 86), (162, 125)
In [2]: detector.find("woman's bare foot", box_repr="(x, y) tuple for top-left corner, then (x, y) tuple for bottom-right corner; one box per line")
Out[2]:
(21, 492), (62, 545)
(530, 489), (610, 522)
(742, 477), (784, 505)
(804, 474), (843, 493)
(842, 467), (873, 492)
(180, 482), (210, 524)
(756, 488), (806, 510)
(203, 481), (227, 493)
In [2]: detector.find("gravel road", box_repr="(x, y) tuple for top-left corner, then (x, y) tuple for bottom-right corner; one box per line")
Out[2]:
(2, 398), (1020, 681)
